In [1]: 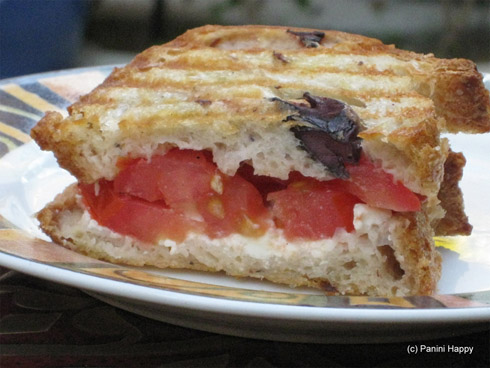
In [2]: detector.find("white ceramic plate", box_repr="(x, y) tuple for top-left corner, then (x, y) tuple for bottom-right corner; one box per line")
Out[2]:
(0, 68), (489, 343)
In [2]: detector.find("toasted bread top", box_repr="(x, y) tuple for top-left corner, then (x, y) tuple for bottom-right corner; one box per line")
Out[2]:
(31, 25), (489, 194)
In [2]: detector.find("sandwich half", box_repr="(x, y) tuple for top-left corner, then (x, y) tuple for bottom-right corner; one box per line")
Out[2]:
(31, 25), (490, 296)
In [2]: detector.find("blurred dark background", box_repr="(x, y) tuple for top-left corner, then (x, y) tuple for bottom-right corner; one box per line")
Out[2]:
(1, 0), (490, 79)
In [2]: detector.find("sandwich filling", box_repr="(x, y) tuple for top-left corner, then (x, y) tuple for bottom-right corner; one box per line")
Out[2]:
(78, 94), (421, 245)
(79, 148), (421, 245)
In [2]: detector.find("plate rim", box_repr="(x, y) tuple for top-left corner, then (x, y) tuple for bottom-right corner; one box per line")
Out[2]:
(1, 249), (489, 324)
(0, 64), (118, 86)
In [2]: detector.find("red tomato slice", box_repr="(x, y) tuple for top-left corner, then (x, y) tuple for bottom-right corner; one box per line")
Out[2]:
(113, 157), (162, 202)
(330, 154), (421, 212)
(267, 180), (361, 240)
(80, 180), (200, 244)
(81, 149), (420, 245)
(188, 168), (272, 238)
(114, 149), (217, 206)
(111, 149), (270, 240)
(222, 174), (271, 237)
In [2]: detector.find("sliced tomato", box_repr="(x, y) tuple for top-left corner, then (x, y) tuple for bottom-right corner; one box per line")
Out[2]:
(80, 180), (200, 244)
(114, 149), (217, 207)
(267, 180), (361, 240)
(113, 157), (163, 202)
(221, 174), (271, 237)
(111, 149), (270, 241)
(327, 154), (421, 212)
(80, 149), (420, 245)
(197, 174), (271, 238)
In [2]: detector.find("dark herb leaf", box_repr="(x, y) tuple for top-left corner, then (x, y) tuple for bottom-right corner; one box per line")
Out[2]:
(291, 127), (361, 179)
(272, 93), (363, 178)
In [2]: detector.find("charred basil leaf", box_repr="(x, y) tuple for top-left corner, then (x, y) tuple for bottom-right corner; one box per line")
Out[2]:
(291, 127), (362, 179)
(273, 93), (363, 179)
(287, 30), (325, 48)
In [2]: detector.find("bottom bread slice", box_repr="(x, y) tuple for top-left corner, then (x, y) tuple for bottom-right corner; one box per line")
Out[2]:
(37, 184), (441, 296)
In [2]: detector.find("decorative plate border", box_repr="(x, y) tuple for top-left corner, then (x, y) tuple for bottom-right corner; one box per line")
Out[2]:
(1, 67), (489, 310)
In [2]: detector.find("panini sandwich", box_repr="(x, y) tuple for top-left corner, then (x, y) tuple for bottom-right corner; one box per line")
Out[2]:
(31, 25), (490, 296)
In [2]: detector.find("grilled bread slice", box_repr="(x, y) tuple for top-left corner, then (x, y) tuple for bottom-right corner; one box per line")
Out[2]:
(31, 25), (490, 296)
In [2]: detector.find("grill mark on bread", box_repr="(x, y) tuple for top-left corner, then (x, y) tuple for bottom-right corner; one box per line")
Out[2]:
(138, 47), (408, 71)
(78, 89), (422, 124)
(85, 82), (412, 107)
(75, 95), (431, 134)
(118, 67), (412, 90)
(90, 71), (421, 117)
(74, 84), (433, 133)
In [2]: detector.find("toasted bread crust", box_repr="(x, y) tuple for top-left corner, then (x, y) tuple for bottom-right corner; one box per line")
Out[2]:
(435, 150), (472, 235)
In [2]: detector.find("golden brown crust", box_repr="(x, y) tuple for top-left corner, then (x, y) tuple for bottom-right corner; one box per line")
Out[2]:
(435, 151), (472, 235)
(36, 184), (79, 248)
(392, 211), (442, 295)
(31, 112), (90, 181)
(429, 59), (490, 133)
